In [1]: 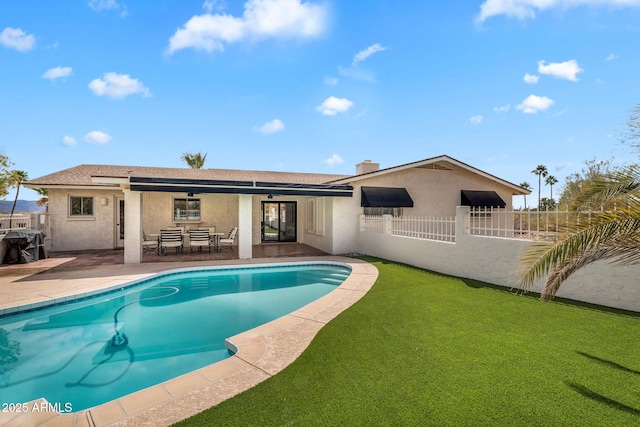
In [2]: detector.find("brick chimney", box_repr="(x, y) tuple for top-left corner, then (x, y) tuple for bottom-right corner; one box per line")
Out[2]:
(356, 160), (380, 175)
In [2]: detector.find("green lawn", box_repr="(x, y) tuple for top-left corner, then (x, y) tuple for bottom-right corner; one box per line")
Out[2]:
(177, 257), (640, 426)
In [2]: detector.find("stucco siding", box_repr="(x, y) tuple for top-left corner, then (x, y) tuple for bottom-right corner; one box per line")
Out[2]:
(48, 189), (121, 251)
(330, 197), (362, 254)
(140, 192), (239, 236)
(351, 166), (515, 216)
(357, 213), (640, 312)
(302, 197), (334, 253)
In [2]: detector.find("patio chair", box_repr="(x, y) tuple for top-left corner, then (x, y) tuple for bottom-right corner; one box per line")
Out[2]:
(159, 229), (183, 255)
(188, 229), (211, 254)
(167, 226), (185, 234)
(142, 232), (158, 254)
(219, 227), (238, 251)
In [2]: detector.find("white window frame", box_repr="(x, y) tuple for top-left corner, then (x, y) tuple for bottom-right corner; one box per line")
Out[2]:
(173, 197), (201, 221)
(305, 197), (325, 236)
(363, 207), (404, 216)
(69, 196), (94, 217)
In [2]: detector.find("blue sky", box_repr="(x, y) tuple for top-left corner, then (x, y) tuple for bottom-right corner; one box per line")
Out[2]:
(1, 0), (640, 204)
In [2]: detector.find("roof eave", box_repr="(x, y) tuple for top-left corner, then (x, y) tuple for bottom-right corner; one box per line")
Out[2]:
(329, 155), (530, 195)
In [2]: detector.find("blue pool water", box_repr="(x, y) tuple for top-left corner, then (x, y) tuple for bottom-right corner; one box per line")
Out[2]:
(0, 263), (351, 411)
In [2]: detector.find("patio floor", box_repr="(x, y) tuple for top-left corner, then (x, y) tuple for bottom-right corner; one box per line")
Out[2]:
(0, 243), (328, 270)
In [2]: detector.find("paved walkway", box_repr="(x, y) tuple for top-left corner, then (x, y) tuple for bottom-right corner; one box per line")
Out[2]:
(0, 255), (378, 427)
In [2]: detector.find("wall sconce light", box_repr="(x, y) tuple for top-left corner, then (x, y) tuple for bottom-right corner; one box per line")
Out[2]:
(187, 192), (194, 197)
(101, 197), (108, 206)
(267, 194), (273, 199)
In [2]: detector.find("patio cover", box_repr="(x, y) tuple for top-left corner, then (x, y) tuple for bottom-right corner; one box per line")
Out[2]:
(360, 187), (414, 207)
(460, 190), (506, 208)
(128, 177), (353, 197)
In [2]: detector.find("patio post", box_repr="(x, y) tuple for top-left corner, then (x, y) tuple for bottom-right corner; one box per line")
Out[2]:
(238, 194), (252, 259)
(382, 214), (393, 234)
(455, 205), (470, 240)
(123, 189), (143, 264)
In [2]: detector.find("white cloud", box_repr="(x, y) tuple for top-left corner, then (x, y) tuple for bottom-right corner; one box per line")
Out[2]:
(516, 94), (554, 114)
(316, 96), (354, 116)
(88, 0), (128, 16)
(538, 59), (583, 81)
(167, 0), (327, 55)
(85, 131), (112, 144)
(353, 110), (367, 119)
(88, 0), (117, 10)
(43, 66), (72, 80)
(62, 135), (77, 146)
(606, 52), (619, 61)
(323, 76), (338, 86)
(470, 115), (483, 125)
(352, 43), (388, 66)
(257, 118), (285, 133)
(338, 66), (375, 83)
(89, 72), (151, 99)
(493, 104), (510, 112)
(475, 0), (640, 23)
(523, 73), (539, 84)
(0, 27), (35, 52)
(203, 0), (225, 13)
(324, 153), (344, 166)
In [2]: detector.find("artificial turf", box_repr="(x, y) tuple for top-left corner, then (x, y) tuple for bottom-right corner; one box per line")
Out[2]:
(176, 257), (640, 426)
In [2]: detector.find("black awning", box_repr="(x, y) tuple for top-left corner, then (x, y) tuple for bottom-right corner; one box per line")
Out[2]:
(361, 187), (414, 208)
(129, 176), (353, 197)
(461, 190), (506, 208)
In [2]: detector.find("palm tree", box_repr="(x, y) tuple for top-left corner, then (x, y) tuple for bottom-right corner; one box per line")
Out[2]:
(181, 152), (207, 169)
(0, 154), (13, 200)
(34, 188), (48, 211)
(7, 170), (28, 228)
(531, 165), (548, 209)
(545, 175), (558, 203)
(520, 165), (640, 301)
(519, 182), (532, 210)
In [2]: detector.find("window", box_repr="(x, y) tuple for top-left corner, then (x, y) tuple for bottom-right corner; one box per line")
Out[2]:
(363, 207), (403, 216)
(305, 197), (325, 235)
(69, 196), (94, 216)
(173, 198), (200, 221)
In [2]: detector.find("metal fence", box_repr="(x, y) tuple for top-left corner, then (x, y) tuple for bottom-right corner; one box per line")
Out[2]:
(392, 216), (456, 242)
(362, 215), (384, 233)
(469, 207), (602, 241)
(0, 214), (31, 231)
(362, 215), (456, 242)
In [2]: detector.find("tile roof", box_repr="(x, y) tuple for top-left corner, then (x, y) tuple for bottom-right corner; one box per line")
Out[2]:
(25, 164), (352, 187)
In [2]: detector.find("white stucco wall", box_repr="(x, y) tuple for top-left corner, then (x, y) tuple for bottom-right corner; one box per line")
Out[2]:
(357, 212), (640, 312)
(302, 197), (335, 254)
(351, 165), (516, 216)
(330, 196), (363, 255)
(323, 164), (518, 255)
(141, 192), (239, 236)
(48, 188), (123, 251)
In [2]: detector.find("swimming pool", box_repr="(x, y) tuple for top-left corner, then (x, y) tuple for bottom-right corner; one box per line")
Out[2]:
(0, 262), (351, 412)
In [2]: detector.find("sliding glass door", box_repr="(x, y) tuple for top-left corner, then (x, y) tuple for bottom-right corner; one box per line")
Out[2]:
(261, 201), (297, 242)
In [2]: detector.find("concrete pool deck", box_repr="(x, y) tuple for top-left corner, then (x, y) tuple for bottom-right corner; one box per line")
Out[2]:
(0, 256), (378, 427)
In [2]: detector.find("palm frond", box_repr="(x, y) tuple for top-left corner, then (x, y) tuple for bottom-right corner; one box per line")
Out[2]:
(519, 208), (640, 292)
(541, 246), (635, 301)
(573, 166), (640, 209)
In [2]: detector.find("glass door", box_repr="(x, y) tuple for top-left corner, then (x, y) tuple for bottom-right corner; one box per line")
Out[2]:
(116, 198), (125, 247)
(261, 201), (296, 242)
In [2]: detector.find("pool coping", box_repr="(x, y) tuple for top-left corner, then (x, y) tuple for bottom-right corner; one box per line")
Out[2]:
(0, 256), (378, 427)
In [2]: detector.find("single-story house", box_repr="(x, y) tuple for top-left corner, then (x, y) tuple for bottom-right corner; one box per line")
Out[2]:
(24, 155), (529, 263)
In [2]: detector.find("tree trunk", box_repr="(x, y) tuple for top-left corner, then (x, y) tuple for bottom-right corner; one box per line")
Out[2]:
(9, 183), (21, 229)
